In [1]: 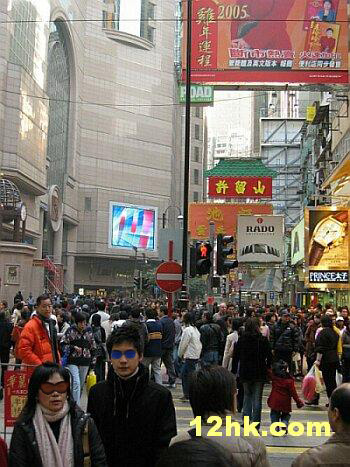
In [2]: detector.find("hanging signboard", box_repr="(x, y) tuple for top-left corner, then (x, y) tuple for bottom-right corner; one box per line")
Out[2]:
(181, 0), (349, 84)
(208, 176), (273, 198)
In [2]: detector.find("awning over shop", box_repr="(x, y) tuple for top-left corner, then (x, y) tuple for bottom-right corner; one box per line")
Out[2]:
(322, 151), (350, 190)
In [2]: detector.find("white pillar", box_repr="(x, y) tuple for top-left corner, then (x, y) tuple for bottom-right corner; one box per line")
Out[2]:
(53, 222), (63, 264)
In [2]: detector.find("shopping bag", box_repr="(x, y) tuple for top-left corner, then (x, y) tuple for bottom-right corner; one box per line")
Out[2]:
(314, 366), (326, 394)
(336, 370), (343, 387)
(302, 365), (316, 401)
(86, 370), (97, 394)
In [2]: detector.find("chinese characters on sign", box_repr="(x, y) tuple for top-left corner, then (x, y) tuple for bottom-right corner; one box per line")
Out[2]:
(208, 177), (273, 199)
(182, 0), (348, 84)
(4, 371), (29, 427)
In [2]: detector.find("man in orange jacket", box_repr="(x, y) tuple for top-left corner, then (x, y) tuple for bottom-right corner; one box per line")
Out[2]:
(18, 294), (60, 368)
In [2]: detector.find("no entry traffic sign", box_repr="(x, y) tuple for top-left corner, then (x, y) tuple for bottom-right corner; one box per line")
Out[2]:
(156, 261), (182, 293)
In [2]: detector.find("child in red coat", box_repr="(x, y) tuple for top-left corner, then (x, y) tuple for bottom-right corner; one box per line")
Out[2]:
(268, 360), (304, 434)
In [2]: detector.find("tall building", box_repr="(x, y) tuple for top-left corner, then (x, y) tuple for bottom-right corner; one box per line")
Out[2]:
(0, 0), (190, 301)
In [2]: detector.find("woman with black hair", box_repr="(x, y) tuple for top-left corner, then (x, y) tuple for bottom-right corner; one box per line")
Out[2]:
(315, 315), (340, 401)
(234, 317), (272, 428)
(9, 362), (106, 466)
(91, 314), (107, 382)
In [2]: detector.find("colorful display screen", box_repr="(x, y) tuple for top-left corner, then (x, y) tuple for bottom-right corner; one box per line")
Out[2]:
(109, 203), (157, 251)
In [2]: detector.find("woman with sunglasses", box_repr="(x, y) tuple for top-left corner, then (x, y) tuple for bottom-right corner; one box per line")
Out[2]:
(9, 362), (107, 467)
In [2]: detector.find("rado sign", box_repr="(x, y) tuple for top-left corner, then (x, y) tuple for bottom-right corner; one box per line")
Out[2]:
(309, 271), (349, 284)
(247, 226), (275, 233)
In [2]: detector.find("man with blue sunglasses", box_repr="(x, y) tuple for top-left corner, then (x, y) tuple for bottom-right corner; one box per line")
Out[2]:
(88, 325), (177, 467)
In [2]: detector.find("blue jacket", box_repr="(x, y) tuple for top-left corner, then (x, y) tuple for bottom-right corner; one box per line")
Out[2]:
(144, 320), (162, 358)
(160, 316), (175, 350)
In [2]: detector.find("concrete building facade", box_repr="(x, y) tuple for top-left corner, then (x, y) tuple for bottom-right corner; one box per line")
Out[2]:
(0, 0), (193, 301)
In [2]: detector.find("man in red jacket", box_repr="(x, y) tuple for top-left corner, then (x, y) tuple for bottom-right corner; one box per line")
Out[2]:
(231, 0), (295, 51)
(18, 294), (60, 368)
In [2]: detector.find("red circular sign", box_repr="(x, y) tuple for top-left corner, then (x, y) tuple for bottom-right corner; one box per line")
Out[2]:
(156, 262), (182, 293)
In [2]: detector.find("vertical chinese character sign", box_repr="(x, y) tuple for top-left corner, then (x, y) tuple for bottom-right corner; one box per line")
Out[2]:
(4, 371), (29, 427)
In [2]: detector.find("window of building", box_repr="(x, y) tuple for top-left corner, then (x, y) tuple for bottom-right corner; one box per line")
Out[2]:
(195, 107), (201, 118)
(193, 191), (199, 202)
(85, 197), (92, 211)
(194, 169), (199, 185)
(195, 124), (200, 140)
(193, 146), (200, 162)
(103, 0), (156, 43)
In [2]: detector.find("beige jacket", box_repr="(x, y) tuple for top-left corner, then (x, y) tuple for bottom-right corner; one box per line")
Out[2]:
(171, 414), (270, 467)
(292, 432), (350, 466)
(222, 331), (238, 371)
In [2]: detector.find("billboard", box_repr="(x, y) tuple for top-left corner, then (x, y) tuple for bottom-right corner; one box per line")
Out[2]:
(182, 0), (348, 84)
(189, 203), (273, 240)
(305, 207), (350, 288)
(208, 176), (272, 199)
(179, 84), (214, 104)
(291, 218), (305, 266)
(109, 203), (157, 251)
(237, 215), (285, 263)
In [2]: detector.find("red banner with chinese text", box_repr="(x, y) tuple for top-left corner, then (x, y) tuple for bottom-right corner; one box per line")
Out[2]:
(208, 177), (273, 198)
(4, 370), (29, 427)
(182, 0), (349, 84)
(189, 203), (273, 240)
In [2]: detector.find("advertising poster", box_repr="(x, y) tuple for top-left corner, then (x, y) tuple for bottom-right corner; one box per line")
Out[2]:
(291, 218), (305, 266)
(109, 203), (157, 251)
(181, 0), (348, 84)
(189, 203), (273, 240)
(237, 215), (285, 263)
(305, 208), (350, 288)
(4, 371), (29, 427)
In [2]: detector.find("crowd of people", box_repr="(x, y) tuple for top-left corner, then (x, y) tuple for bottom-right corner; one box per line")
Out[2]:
(0, 292), (350, 466)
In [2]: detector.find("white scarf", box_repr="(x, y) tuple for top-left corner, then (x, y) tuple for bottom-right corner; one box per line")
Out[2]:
(33, 401), (74, 467)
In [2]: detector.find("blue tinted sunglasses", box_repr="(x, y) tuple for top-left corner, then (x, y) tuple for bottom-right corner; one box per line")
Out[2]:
(111, 350), (136, 360)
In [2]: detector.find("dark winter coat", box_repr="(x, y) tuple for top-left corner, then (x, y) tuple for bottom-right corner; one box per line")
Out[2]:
(199, 323), (223, 353)
(267, 374), (303, 413)
(0, 318), (13, 350)
(315, 327), (339, 371)
(9, 403), (107, 467)
(160, 315), (175, 349)
(233, 332), (272, 383)
(87, 364), (177, 467)
(271, 320), (299, 352)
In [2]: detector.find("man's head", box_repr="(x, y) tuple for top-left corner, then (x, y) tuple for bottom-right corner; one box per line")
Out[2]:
(341, 308), (349, 319)
(202, 311), (211, 323)
(75, 312), (87, 332)
(314, 313), (321, 325)
(324, 0), (332, 9)
(226, 303), (235, 316)
(0, 300), (8, 310)
(145, 308), (156, 320)
(158, 305), (167, 318)
(107, 326), (142, 378)
(97, 301), (106, 312)
(219, 303), (227, 315)
(281, 311), (290, 323)
(130, 306), (141, 320)
(328, 384), (350, 432)
(36, 294), (52, 319)
(326, 28), (334, 37)
(189, 366), (237, 420)
(336, 316), (344, 329)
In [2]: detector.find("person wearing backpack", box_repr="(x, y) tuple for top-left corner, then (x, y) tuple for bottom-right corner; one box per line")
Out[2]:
(271, 311), (299, 372)
(91, 314), (107, 382)
(199, 312), (223, 366)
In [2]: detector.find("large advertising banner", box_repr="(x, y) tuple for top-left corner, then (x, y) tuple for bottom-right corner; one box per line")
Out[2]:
(182, 0), (349, 84)
(109, 203), (158, 251)
(189, 203), (273, 240)
(305, 207), (350, 288)
(237, 215), (285, 263)
(291, 218), (305, 266)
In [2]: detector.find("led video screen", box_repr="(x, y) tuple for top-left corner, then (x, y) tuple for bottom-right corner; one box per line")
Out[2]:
(109, 203), (157, 251)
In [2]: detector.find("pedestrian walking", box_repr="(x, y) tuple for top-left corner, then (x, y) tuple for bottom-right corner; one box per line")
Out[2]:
(342, 321), (350, 383)
(199, 311), (223, 366)
(9, 362), (106, 466)
(91, 314), (107, 382)
(158, 306), (177, 388)
(143, 308), (163, 385)
(268, 360), (304, 435)
(0, 311), (13, 400)
(271, 311), (299, 372)
(178, 312), (202, 402)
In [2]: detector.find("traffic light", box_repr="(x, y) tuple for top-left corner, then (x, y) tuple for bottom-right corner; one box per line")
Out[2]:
(142, 278), (150, 290)
(189, 245), (197, 278)
(196, 241), (212, 276)
(216, 234), (238, 276)
(134, 277), (141, 289)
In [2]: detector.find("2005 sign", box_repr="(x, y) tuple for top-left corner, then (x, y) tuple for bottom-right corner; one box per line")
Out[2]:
(218, 4), (249, 20)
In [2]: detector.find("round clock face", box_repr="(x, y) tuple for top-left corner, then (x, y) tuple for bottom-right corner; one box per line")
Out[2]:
(313, 218), (344, 247)
(20, 203), (27, 221)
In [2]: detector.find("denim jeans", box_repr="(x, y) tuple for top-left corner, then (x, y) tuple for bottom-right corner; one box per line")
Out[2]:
(95, 357), (106, 383)
(67, 364), (89, 403)
(242, 381), (264, 424)
(270, 409), (291, 429)
(142, 356), (162, 385)
(173, 345), (182, 377)
(161, 348), (177, 385)
(201, 351), (219, 366)
(182, 359), (198, 398)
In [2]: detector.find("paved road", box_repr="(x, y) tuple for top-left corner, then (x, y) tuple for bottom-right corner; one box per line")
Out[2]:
(171, 379), (330, 467)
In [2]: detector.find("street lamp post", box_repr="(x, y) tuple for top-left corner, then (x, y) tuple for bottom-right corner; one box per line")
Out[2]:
(181, 0), (192, 288)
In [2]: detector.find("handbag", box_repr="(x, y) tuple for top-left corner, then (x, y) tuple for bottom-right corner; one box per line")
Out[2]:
(86, 370), (97, 394)
(314, 365), (326, 394)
